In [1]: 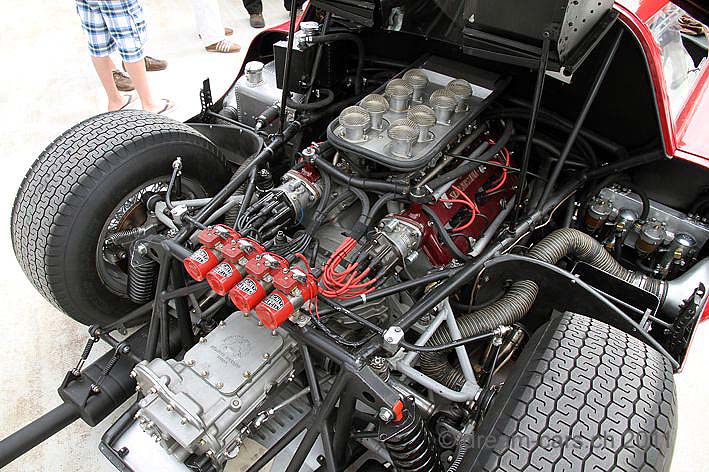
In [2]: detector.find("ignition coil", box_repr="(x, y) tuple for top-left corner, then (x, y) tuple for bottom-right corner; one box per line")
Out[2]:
(183, 225), (240, 281)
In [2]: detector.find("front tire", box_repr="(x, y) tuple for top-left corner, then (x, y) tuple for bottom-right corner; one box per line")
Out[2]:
(11, 110), (228, 325)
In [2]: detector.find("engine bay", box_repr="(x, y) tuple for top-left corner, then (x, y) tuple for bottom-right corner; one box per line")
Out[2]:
(12, 8), (709, 472)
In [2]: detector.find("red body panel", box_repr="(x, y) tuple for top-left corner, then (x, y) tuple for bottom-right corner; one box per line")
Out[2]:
(617, 1), (709, 168)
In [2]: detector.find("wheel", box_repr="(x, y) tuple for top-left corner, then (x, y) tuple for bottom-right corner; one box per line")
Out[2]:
(463, 312), (676, 472)
(11, 110), (228, 325)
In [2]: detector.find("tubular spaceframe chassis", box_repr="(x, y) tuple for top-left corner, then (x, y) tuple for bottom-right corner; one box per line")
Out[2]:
(0, 11), (681, 471)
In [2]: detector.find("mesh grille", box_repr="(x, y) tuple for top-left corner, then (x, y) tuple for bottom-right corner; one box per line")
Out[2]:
(360, 94), (389, 114)
(388, 119), (418, 141)
(429, 89), (457, 109)
(339, 106), (371, 127)
(407, 105), (436, 127)
(446, 78), (473, 98)
(403, 69), (428, 88)
(385, 78), (414, 97)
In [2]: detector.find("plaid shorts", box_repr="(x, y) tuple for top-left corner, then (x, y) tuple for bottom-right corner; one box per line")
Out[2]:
(76, 0), (147, 62)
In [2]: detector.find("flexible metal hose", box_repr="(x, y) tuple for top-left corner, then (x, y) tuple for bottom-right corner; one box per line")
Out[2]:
(528, 228), (666, 295)
(419, 280), (538, 389)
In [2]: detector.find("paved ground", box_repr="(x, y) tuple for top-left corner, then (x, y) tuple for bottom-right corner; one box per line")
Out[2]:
(0, 1), (707, 471)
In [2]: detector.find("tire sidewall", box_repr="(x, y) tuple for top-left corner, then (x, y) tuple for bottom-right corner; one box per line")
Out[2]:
(48, 132), (226, 325)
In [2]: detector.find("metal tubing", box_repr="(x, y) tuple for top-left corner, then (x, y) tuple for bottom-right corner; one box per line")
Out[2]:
(444, 301), (476, 384)
(471, 196), (515, 256)
(332, 389), (356, 465)
(170, 262), (195, 350)
(245, 415), (311, 472)
(0, 403), (79, 468)
(285, 373), (348, 472)
(279, 0), (300, 134)
(537, 29), (624, 209)
(301, 345), (337, 472)
(512, 32), (551, 225)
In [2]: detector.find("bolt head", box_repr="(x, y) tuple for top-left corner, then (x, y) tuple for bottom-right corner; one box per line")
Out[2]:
(378, 407), (394, 423)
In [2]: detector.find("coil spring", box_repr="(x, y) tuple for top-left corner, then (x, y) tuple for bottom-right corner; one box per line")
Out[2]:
(380, 398), (442, 472)
(127, 256), (158, 304)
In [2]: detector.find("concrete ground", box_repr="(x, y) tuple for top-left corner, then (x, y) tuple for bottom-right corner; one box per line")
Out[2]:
(0, 1), (707, 471)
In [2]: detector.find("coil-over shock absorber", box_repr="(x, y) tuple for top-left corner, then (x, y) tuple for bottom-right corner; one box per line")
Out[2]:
(127, 243), (158, 304)
(378, 397), (442, 472)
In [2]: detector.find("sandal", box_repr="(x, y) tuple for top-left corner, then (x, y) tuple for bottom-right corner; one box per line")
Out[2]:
(205, 40), (241, 53)
(119, 94), (136, 110)
(155, 99), (175, 115)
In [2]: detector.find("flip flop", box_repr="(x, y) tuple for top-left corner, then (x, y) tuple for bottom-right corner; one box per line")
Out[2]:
(156, 99), (175, 115)
(118, 94), (135, 110)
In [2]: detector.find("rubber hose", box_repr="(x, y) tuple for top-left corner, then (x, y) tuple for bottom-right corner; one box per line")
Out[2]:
(313, 156), (409, 194)
(286, 88), (335, 111)
(423, 120), (514, 191)
(527, 228), (665, 295)
(418, 280), (539, 389)
(421, 205), (471, 262)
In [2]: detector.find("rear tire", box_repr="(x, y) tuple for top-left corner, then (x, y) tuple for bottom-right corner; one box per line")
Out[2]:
(463, 312), (676, 472)
(11, 110), (228, 325)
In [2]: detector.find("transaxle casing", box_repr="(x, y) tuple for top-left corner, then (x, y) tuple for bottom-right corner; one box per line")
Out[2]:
(132, 311), (297, 466)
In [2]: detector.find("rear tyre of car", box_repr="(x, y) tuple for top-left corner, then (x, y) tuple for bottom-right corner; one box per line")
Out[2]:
(463, 312), (676, 472)
(11, 110), (228, 326)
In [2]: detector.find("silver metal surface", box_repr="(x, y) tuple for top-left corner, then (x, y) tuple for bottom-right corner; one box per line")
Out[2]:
(244, 61), (264, 86)
(278, 170), (322, 216)
(600, 186), (709, 248)
(338, 106), (371, 142)
(233, 61), (281, 128)
(132, 311), (297, 468)
(407, 105), (436, 142)
(387, 119), (418, 157)
(359, 94), (389, 130)
(111, 421), (190, 472)
(393, 299), (481, 402)
(446, 78), (473, 112)
(385, 78), (414, 112)
(403, 68), (429, 102)
(329, 64), (495, 169)
(429, 88), (457, 124)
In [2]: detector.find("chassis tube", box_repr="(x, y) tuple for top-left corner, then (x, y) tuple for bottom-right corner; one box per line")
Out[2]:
(0, 403), (79, 468)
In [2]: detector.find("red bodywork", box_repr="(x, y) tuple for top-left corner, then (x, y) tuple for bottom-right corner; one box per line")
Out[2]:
(616, 0), (709, 168)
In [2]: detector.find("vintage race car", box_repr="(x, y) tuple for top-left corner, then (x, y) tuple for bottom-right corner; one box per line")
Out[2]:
(1, 1), (708, 471)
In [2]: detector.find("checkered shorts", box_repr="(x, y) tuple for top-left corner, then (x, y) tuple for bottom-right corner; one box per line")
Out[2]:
(76, 0), (147, 62)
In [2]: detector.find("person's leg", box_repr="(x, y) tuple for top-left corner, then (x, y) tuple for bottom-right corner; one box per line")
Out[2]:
(101, 0), (164, 111)
(76, 0), (128, 110)
(244, 0), (265, 28)
(191, 0), (239, 52)
(91, 56), (128, 110)
(123, 60), (160, 111)
(243, 0), (262, 15)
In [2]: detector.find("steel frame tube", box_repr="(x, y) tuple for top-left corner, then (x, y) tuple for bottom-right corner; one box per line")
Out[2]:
(537, 29), (624, 209)
(511, 32), (551, 225)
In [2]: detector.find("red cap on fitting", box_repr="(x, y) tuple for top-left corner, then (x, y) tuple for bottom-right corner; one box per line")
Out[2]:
(245, 253), (288, 279)
(206, 261), (244, 296)
(229, 277), (267, 313)
(184, 248), (219, 281)
(221, 238), (264, 263)
(255, 291), (295, 329)
(197, 224), (240, 248)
